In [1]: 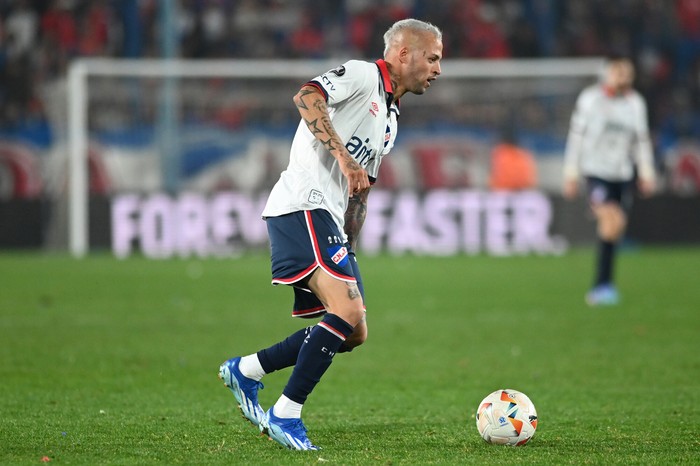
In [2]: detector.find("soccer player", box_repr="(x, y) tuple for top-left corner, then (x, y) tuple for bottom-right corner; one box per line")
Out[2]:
(563, 56), (656, 306)
(219, 18), (443, 450)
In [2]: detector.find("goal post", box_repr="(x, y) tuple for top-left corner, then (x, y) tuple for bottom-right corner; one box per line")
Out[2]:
(67, 58), (355, 257)
(66, 57), (604, 258)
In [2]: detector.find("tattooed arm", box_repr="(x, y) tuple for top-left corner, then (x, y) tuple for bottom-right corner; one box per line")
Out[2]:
(293, 85), (370, 195)
(344, 187), (370, 251)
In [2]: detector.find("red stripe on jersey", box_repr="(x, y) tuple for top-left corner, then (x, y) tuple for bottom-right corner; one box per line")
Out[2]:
(304, 211), (356, 282)
(318, 321), (347, 340)
(375, 59), (399, 108)
(375, 59), (394, 94)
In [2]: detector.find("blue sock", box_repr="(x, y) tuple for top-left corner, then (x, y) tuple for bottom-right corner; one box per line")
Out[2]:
(282, 314), (354, 404)
(595, 240), (616, 286)
(257, 326), (313, 374)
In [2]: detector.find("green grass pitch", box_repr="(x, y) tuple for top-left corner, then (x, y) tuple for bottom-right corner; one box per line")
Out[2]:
(1, 248), (699, 464)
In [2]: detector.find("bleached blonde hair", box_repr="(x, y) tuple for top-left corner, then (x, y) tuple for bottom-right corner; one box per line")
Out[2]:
(383, 18), (442, 58)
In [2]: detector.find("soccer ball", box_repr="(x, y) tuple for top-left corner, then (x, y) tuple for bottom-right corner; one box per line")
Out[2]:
(475, 389), (538, 446)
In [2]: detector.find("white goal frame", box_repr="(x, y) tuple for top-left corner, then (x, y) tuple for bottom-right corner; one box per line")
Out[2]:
(67, 57), (604, 257)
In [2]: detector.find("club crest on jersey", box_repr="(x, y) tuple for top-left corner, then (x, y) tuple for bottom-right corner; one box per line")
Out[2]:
(327, 245), (349, 266)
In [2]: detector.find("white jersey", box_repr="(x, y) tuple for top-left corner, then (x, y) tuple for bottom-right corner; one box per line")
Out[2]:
(262, 59), (399, 240)
(563, 84), (655, 182)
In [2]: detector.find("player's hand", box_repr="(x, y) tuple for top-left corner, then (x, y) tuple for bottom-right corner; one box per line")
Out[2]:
(563, 179), (578, 199)
(637, 178), (656, 198)
(341, 154), (370, 195)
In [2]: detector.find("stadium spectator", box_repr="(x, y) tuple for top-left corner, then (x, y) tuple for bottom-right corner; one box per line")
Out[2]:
(218, 18), (442, 450)
(40, 0), (79, 55)
(77, 0), (112, 56)
(562, 56), (656, 306)
(489, 125), (538, 191)
(455, 1), (510, 58)
(4, 0), (37, 60)
(288, 13), (325, 58)
(0, 0), (697, 187)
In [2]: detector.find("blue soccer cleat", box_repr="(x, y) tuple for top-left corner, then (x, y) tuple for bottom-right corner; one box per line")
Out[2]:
(219, 357), (265, 426)
(585, 284), (620, 306)
(259, 407), (320, 451)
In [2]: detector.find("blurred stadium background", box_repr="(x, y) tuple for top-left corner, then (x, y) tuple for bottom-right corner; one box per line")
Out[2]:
(1, 0), (699, 256)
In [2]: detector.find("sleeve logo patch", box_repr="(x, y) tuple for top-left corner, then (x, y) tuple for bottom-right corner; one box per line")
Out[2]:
(329, 65), (346, 76)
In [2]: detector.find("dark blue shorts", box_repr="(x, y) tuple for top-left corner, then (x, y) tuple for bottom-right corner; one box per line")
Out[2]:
(586, 177), (633, 211)
(265, 209), (365, 318)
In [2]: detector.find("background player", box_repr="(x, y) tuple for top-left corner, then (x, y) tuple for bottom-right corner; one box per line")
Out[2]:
(563, 56), (656, 306)
(219, 18), (443, 450)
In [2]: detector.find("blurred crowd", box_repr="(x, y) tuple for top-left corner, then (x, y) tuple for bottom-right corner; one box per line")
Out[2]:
(0, 0), (699, 153)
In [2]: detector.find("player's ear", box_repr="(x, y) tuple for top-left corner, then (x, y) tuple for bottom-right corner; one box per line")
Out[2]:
(398, 46), (410, 63)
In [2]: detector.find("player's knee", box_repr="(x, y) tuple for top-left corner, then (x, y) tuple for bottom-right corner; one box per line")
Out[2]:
(331, 300), (365, 327)
(597, 206), (626, 241)
(598, 223), (617, 241)
(344, 323), (367, 349)
(607, 214), (626, 241)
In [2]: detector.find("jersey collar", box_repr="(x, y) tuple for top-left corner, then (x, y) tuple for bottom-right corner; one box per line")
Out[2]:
(375, 59), (399, 111)
(602, 84), (630, 98)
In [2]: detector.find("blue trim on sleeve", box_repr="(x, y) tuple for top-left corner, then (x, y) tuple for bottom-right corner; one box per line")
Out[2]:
(306, 80), (329, 101)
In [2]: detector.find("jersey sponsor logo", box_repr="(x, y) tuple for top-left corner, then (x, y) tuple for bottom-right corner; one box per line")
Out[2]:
(346, 136), (375, 166)
(308, 189), (324, 204)
(321, 66), (345, 92)
(328, 245), (349, 266)
(603, 120), (631, 134)
(321, 74), (336, 91)
(369, 101), (379, 117)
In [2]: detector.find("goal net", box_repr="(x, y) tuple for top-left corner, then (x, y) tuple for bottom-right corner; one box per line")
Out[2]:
(63, 57), (603, 258)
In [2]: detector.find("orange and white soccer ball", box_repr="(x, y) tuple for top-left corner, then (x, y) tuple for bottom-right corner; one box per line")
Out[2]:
(475, 389), (538, 446)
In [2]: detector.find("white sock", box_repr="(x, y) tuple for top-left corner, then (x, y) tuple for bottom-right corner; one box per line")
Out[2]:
(273, 394), (303, 419)
(238, 354), (266, 381)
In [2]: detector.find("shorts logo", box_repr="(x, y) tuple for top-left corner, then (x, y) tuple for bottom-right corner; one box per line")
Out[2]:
(308, 189), (324, 204)
(590, 186), (607, 205)
(328, 245), (349, 266)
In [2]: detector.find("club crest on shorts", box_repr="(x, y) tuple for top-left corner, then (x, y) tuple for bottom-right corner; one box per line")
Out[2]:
(327, 245), (349, 266)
